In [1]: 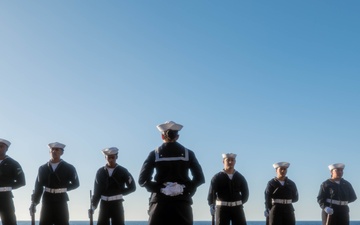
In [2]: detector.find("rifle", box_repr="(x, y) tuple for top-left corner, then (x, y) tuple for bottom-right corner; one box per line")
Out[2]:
(211, 190), (215, 225)
(89, 190), (93, 225)
(31, 207), (35, 225)
(326, 188), (334, 225)
(30, 190), (35, 225)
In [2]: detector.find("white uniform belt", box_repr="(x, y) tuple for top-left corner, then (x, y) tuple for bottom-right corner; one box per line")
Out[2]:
(326, 199), (348, 205)
(0, 187), (12, 192)
(272, 199), (292, 204)
(45, 187), (67, 194)
(216, 200), (242, 207)
(101, 194), (123, 201)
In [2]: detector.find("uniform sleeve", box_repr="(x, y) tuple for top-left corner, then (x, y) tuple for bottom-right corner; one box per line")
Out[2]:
(317, 182), (326, 209)
(67, 164), (80, 191)
(264, 180), (275, 210)
(92, 169), (102, 208)
(207, 175), (216, 205)
(291, 181), (299, 203)
(239, 174), (249, 204)
(184, 150), (205, 196)
(12, 160), (26, 189)
(121, 169), (136, 196)
(138, 151), (162, 193)
(346, 181), (357, 203)
(31, 167), (44, 205)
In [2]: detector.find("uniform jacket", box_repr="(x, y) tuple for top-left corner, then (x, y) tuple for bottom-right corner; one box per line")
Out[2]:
(92, 164), (136, 207)
(264, 177), (298, 212)
(138, 142), (205, 204)
(0, 156), (26, 199)
(32, 160), (79, 204)
(317, 178), (357, 213)
(207, 170), (249, 207)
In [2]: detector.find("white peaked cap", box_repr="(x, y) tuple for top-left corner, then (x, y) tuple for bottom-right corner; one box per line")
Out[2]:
(0, 138), (11, 147)
(48, 142), (66, 149)
(156, 121), (183, 133)
(102, 147), (119, 155)
(328, 163), (345, 171)
(273, 162), (290, 169)
(222, 153), (237, 159)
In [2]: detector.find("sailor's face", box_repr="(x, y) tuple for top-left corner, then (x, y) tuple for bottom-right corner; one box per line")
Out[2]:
(0, 143), (8, 156)
(331, 168), (343, 180)
(223, 157), (236, 169)
(106, 154), (117, 167)
(276, 167), (287, 178)
(50, 148), (63, 159)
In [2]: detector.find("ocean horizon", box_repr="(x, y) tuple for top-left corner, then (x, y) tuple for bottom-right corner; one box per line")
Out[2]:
(11, 221), (360, 225)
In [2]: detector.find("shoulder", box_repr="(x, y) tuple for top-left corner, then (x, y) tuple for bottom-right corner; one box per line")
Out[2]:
(4, 157), (20, 165)
(286, 178), (296, 184)
(61, 161), (77, 170)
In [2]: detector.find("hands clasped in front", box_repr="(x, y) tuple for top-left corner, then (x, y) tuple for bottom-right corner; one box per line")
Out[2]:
(161, 182), (185, 196)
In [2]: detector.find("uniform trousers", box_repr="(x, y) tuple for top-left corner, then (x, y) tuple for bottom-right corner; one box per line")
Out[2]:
(321, 210), (349, 225)
(40, 201), (69, 225)
(215, 205), (247, 225)
(269, 210), (295, 225)
(98, 200), (124, 225)
(0, 198), (17, 225)
(148, 201), (193, 225)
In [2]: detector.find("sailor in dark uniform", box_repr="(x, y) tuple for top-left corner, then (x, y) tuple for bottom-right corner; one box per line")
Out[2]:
(138, 121), (205, 225)
(264, 162), (298, 225)
(89, 147), (136, 225)
(0, 138), (26, 225)
(207, 153), (249, 225)
(317, 163), (357, 225)
(30, 142), (80, 225)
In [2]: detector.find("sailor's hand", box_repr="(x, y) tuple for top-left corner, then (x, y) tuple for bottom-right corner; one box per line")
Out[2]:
(264, 209), (269, 217)
(210, 204), (215, 216)
(324, 207), (334, 215)
(88, 205), (96, 217)
(29, 203), (36, 215)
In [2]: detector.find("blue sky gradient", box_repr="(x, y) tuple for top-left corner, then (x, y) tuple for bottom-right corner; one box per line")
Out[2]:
(1, 0), (359, 221)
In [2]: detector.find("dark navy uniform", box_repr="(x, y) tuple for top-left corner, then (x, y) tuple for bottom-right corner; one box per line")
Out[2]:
(208, 170), (249, 225)
(92, 164), (136, 225)
(0, 156), (26, 225)
(264, 177), (298, 225)
(317, 178), (357, 225)
(31, 160), (79, 225)
(138, 142), (205, 225)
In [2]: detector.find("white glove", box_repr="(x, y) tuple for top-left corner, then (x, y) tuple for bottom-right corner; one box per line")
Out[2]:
(210, 204), (215, 216)
(264, 209), (269, 217)
(161, 182), (185, 196)
(324, 207), (334, 215)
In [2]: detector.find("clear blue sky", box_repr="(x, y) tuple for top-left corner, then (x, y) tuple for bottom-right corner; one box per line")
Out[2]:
(1, 0), (359, 222)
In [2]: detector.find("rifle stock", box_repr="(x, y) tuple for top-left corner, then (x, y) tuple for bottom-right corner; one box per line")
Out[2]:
(89, 190), (93, 225)
(31, 190), (35, 225)
(31, 212), (35, 225)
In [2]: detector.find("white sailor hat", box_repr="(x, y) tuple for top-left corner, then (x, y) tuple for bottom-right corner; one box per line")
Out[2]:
(156, 121), (183, 133)
(48, 142), (66, 149)
(328, 163), (345, 171)
(273, 162), (290, 169)
(222, 153), (237, 159)
(102, 147), (119, 155)
(0, 138), (11, 147)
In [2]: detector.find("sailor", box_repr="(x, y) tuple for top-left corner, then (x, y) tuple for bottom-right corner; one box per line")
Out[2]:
(207, 153), (249, 225)
(0, 138), (26, 225)
(317, 163), (357, 225)
(30, 142), (80, 225)
(89, 147), (136, 225)
(138, 121), (205, 225)
(264, 162), (298, 225)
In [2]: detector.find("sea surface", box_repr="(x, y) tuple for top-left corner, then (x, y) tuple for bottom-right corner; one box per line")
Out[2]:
(12, 221), (360, 225)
